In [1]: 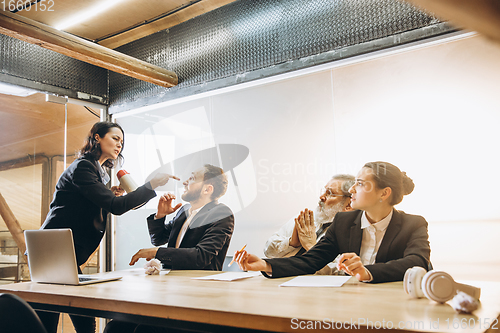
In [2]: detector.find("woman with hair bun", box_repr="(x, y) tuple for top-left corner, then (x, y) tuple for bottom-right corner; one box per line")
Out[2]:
(234, 161), (430, 283)
(38, 121), (178, 333)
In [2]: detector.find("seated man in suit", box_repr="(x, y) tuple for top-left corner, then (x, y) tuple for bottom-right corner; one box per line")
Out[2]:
(129, 164), (234, 271)
(105, 165), (234, 333)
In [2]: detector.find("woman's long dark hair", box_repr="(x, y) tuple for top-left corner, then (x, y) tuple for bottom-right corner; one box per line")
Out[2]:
(79, 122), (124, 169)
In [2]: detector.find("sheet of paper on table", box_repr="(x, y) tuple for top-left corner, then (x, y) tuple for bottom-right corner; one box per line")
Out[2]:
(192, 272), (261, 281)
(279, 275), (352, 287)
(123, 268), (171, 276)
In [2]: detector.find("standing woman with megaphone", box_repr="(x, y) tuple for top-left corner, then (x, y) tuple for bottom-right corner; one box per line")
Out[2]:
(37, 121), (178, 333)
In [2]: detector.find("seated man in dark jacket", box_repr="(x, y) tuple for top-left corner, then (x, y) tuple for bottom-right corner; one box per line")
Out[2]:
(130, 164), (234, 271)
(105, 165), (234, 333)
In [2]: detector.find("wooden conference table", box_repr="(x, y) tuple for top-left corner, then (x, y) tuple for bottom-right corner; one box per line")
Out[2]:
(0, 269), (499, 332)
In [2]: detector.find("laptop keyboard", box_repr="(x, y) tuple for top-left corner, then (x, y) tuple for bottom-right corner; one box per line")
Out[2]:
(78, 277), (94, 282)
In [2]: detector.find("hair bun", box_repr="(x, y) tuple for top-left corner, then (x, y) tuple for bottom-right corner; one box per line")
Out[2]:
(401, 171), (415, 195)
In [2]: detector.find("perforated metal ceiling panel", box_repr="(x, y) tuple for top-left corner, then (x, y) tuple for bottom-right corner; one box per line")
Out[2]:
(0, 34), (108, 101)
(110, 0), (451, 112)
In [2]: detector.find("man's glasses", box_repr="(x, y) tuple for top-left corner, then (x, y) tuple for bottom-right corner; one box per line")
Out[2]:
(320, 187), (351, 198)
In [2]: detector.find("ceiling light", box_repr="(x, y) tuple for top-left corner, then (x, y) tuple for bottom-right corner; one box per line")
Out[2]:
(54, 0), (124, 31)
(0, 82), (38, 97)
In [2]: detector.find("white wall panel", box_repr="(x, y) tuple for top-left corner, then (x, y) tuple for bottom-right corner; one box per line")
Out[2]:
(114, 35), (500, 279)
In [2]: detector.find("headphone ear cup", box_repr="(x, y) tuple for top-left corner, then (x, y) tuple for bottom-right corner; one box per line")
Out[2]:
(422, 271), (456, 303)
(404, 267), (426, 298)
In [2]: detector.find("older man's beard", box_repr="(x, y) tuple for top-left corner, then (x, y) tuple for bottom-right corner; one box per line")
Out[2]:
(314, 201), (345, 225)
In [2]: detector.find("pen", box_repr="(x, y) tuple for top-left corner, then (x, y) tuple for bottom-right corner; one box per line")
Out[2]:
(337, 256), (348, 270)
(228, 244), (247, 267)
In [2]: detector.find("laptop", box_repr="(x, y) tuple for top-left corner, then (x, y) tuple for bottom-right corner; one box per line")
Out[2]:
(25, 229), (122, 285)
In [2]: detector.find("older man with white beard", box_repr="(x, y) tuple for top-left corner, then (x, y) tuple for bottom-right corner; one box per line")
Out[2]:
(264, 175), (355, 272)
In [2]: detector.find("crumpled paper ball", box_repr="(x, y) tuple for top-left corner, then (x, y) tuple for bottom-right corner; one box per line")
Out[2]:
(144, 259), (162, 275)
(451, 291), (479, 314)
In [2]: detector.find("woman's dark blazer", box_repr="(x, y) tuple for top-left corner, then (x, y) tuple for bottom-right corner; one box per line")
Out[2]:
(264, 209), (431, 283)
(41, 155), (156, 266)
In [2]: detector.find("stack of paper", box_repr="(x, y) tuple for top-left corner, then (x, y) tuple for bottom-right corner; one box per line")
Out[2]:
(279, 276), (352, 287)
(193, 272), (261, 281)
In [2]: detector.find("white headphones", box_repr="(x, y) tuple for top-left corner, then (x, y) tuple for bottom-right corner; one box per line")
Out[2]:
(404, 267), (481, 303)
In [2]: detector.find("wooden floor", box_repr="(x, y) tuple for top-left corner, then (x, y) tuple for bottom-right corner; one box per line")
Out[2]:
(59, 314), (77, 333)
(58, 314), (103, 333)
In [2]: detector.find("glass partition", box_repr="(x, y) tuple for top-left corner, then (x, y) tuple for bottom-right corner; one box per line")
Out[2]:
(114, 71), (337, 270)
(0, 91), (101, 284)
(113, 35), (500, 280)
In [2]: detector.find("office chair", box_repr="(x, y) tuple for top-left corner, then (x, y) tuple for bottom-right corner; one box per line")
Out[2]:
(0, 293), (48, 333)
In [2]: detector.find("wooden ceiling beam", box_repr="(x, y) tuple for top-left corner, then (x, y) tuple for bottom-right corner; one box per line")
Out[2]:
(0, 192), (28, 263)
(402, 0), (500, 44)
(0, 11), (178, 88)
(98, 0), (238, 49)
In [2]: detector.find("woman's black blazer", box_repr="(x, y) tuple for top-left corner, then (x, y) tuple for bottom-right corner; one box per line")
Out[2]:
(41, 155), (156, 266)
(265, 209), (431, 283)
